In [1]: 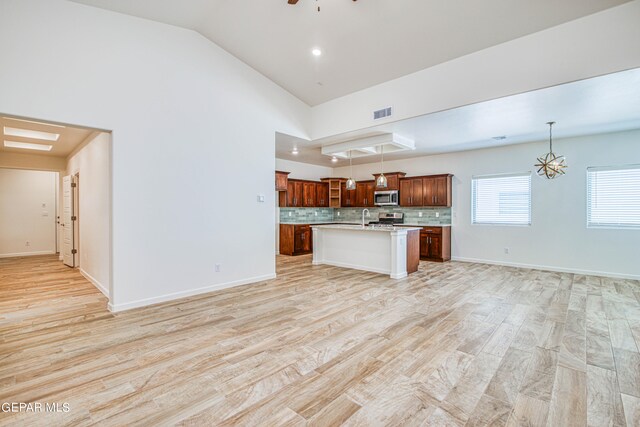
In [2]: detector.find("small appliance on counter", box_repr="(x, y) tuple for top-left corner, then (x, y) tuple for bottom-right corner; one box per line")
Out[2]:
(374, 190), (399, 206)
(367, 212), (404, 228)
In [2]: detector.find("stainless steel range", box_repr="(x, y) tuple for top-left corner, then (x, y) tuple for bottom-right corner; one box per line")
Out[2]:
(367, 212), (404, 228)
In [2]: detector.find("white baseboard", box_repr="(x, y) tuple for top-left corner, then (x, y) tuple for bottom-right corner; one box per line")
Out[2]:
(80, 268), (109, 298)
(0, 250), (56, 258)
(451, 256), (640, 280)
(108, 273), (276, 313)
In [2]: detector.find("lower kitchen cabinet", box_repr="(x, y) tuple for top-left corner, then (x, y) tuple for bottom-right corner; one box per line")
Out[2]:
(279, 224), (312, 256)
(420, 226), (451, 262)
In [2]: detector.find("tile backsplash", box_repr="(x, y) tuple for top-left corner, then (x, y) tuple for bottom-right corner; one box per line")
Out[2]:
(279, 208), (334, 223)
(335, 207), (451, 225)
(280, 207), (451, 225)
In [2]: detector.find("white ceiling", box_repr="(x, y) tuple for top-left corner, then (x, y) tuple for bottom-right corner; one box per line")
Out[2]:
(70, 0), (631, 106)
(0, 116), (95, 158)
(276, 68), (640, 166)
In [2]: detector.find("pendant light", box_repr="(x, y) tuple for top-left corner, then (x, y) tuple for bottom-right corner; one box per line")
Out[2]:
(535, 121), (567, 179)
(376, 145), (388, 188)
(346, 150), (356, 190)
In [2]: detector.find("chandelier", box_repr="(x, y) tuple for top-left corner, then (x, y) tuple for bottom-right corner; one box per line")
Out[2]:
(535, 121), (567, 179)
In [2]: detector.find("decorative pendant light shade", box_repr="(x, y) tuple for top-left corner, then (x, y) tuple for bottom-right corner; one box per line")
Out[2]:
(346, 151), (356, 190)
(535, 121), (567, 179)
(376, 145), (388, 188)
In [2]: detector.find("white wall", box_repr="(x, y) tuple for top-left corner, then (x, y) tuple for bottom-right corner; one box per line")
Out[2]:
(311, 1), (640, 139)
(66, 132), (111, 297)
(0, 0), (310, 311)
(333, 129), (640, 279)
(276, 158), (333, 181)
(0, 168), (57, 257)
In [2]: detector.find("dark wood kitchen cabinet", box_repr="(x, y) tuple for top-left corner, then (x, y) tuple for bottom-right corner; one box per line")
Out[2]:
(279, 179), (328, 208)
(423, 175), (452, 207)
(275, 171), (290, 191)
(400, 174), (452, 207)
(302, 182), (317, 207)
(279, 224), (312, 255)
(355, 181), (376, 207)
(341, 182), (356, 207)
(420, 226), (451, 262)
(316, 182), (329, 207)
(283, 180), (303, 207)
(399, 178), (424, 207)
(372, 172), (406, 191)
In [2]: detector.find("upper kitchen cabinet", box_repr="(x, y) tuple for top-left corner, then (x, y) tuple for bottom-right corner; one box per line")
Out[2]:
(356, 181), (376, 207)
(275, 171), (290, 191)
(302, 182), (317, 207)
(279, 180), (303, 207)
(372, 172), (406, 191)
(321, 178), (343, 208)
(399, 178), (424, 207)
(423, 174), (453, 207)
(400, 174), (453, 207)
(341, 182), (356, 207)
(279, 179), (331, 208)
(316, 182), (329, 207)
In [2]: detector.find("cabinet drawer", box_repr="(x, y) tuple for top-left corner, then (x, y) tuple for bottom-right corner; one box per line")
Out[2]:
(420, 226), (442, 235)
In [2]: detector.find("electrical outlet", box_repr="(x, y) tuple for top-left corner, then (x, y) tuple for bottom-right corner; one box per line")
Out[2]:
(288, 211), (292, 217)
(257, 194), (265, 203)
(314, 211), (318, 216)
(215, 264), (221, 272)
(337, 212), (341, 216)
(435, 212), (440, 218)
(25, 241), (30, 247)
(418, 212), (423, 218)
(504, 248), (510, 254)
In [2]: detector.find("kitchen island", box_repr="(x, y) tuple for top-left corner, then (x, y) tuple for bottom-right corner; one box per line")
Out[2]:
(311, 224), (421, 279)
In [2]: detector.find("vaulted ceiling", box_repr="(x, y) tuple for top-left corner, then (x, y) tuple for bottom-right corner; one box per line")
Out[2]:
(70, 0), (631, 105)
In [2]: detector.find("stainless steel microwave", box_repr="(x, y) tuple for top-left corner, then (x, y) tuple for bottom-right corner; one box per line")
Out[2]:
(374, 190), (399, 206)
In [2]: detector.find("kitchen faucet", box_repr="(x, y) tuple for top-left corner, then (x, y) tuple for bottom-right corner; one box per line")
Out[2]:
(362, 209), (370, 227)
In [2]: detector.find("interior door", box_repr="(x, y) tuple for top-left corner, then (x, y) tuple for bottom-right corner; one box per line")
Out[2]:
(62, 175), (75, 267)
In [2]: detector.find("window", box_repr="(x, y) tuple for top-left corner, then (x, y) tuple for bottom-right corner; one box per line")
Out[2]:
(587, 165), (640, 229)
(472, 173), (531, 225)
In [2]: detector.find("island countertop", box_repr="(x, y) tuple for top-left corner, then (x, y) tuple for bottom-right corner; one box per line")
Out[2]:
(311, 224), (422, 232)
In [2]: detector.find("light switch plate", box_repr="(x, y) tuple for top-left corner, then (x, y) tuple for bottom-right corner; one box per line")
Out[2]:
(257, 195), (265, 202)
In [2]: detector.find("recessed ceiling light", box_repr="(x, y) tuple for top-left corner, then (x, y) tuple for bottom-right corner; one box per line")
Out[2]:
(331, 156), (338, 163)
(311, 48), (322, 57)
(3, 117), (66, 129)
(492, 135), (507, 141)
(3, 127), (60, 141)
(292, 147), (299, 155)
(4, 140), (53, 151)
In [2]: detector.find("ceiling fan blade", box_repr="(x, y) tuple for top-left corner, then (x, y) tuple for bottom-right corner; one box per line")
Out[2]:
(288, 0), (299, 4)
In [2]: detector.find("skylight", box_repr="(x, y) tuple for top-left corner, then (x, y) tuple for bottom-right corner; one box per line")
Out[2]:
(3, 126), (60, 141)
(4, 140), (53, 151)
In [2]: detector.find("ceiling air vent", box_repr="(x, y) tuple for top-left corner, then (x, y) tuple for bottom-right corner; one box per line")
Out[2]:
(373, 107), (392, 120)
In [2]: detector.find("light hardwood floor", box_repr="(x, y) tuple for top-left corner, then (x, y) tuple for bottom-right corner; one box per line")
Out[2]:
(1, 254), (640, 426)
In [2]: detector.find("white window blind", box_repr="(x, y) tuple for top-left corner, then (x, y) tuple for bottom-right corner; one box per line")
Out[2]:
(472, 173), (531, 225)
(587, 165), (640, 229)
